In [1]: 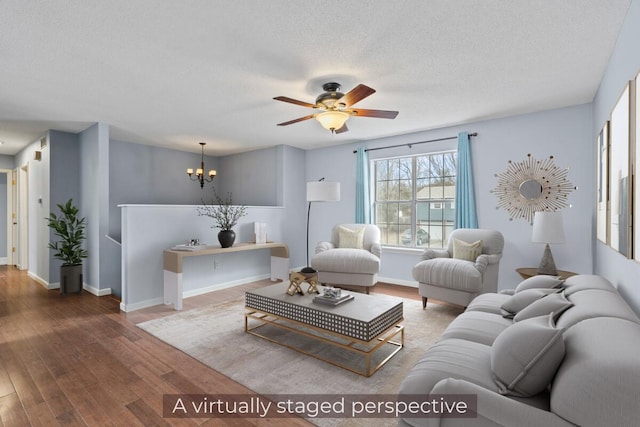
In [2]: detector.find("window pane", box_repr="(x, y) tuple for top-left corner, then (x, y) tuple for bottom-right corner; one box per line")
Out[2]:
(399, 179), (412, 200)
(374, 150), (456, 249)
(399, 158), (412, 180)
(416, 178), (429, 200)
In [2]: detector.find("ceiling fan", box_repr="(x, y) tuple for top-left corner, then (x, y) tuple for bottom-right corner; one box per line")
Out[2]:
(273, 82), (399, 134)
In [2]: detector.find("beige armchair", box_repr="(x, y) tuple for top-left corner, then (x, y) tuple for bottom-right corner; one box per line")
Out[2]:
(413, 228), (504, 308)
(310, 224), (381, 294)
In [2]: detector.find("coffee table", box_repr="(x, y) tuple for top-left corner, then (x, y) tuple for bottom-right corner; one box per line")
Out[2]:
(245, 282), (404, 377)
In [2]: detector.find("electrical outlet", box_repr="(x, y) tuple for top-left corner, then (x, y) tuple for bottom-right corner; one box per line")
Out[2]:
(214, 260), (220, 270)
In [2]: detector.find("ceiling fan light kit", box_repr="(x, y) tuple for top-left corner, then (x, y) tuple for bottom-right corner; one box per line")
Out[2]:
(316, 111), (350, 133)
(274, 82), (398, 134)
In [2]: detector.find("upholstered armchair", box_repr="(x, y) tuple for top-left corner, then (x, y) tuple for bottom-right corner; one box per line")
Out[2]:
(413, 228), (504, 308)
(310, 224), (381, 294)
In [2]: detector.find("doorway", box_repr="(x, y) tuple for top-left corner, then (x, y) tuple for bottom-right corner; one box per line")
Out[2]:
(0, 169), (10, 266)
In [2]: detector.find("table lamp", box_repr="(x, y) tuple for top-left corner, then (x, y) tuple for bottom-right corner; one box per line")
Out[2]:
(531, 211), (565, 276)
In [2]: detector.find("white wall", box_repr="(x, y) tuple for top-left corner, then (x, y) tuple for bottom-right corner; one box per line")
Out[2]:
(15, 135), (50, 286)
(120, 204), (288, 311)
(592, 0), (640, 314)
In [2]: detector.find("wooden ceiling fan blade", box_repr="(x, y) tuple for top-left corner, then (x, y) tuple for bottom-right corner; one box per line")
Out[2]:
(335, 123), (349, 134)
(351, 108), (399, 119)
(277, 114), (315, 126)
(338, 84), (376, 107)
(273, 96), (316, 108)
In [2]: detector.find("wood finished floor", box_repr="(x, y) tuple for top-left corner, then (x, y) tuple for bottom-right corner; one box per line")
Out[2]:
(0, 266), (445, 426)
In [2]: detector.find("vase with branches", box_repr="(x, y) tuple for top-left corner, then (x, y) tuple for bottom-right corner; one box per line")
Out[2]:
(197, 189), (247, 247)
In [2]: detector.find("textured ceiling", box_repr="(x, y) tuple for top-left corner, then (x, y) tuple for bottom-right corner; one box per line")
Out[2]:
(0, 1), (632, 156)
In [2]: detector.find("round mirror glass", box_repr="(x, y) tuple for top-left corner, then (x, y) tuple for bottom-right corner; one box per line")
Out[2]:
(519, 179), (543, 199)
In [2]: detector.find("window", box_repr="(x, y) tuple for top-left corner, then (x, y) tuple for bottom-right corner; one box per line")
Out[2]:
(374, 151), (456, 248)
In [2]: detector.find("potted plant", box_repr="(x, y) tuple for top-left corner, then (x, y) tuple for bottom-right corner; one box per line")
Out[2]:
(197, 189), (247, 248)
(46, 199), (88, 294)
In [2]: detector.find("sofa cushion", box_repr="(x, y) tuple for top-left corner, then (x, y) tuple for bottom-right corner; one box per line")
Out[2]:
(337, 225), (365, 249)
(513, 291), (573, 322)
(562, 274), (617, 296)
(555, 288), (640, 329)
(501, 288), (561, 318)
(311, 248), (379, 274)
(441, 311), (512, 346)
(491, 314), (565, 397)
(412, 258), (482, 292)
(465, 293), (510, 315)
(551, 318), (640, 427)
(515, 275), (564, 292)
(398, 338), (498, 396)
(452, 238), (482, 261)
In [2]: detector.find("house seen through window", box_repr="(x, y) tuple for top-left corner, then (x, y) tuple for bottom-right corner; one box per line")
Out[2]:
(374, 151), (456, 248)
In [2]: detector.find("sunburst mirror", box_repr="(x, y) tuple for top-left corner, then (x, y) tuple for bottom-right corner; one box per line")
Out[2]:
(491, 154), (576, 224)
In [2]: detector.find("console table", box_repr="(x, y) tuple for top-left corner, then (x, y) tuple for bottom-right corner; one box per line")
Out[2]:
(163, 242), (289, 310)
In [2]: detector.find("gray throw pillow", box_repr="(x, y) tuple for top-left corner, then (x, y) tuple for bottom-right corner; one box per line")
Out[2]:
(501, 288), (560, 318)
(491, 314), (566, 397)
(515, 275), (565, 293)
(513, 291), (573, 322)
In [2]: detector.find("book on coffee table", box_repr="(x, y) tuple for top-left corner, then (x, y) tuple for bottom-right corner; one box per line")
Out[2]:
(313, 294), (354, 306)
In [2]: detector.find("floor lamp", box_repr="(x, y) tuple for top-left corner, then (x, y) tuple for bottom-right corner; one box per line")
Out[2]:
(301, 179), (340, 274)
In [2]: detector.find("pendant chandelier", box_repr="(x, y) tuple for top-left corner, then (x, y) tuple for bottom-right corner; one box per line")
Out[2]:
(187, 142), (216, 189)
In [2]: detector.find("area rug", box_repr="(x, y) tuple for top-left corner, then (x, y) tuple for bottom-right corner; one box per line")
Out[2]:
(137, 294), (462, 426)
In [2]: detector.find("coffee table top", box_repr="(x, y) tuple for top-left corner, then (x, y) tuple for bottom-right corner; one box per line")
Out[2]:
(246, 282), (404, 342)
(247, 282), (402, 322)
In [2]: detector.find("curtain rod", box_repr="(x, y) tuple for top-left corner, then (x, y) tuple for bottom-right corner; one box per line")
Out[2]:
(352, 132), (477, 153)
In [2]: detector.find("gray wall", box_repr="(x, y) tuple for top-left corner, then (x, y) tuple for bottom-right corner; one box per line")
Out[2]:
(216, 146), (279, 206)
(593, 0), (640, 314)
(109, 139), (220, 241)
(0, 155), (14, 169)
(48, 130), (81, 282)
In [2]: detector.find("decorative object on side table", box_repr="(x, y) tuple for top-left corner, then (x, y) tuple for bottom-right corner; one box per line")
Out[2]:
(172, 239), (207, 251)
(531, 211), (565, 275)
(287, 271), (319, 295)
(197, 189), (247, 248)
(46, 199), (88, 295)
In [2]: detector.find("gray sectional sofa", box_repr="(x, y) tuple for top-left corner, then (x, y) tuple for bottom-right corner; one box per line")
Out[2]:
(398, 274), (640, 427)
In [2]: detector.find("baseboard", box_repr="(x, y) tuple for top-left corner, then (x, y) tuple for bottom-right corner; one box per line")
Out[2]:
(29, 273), (112, 297)
(122, 274), (276, 312)
(28, 271), (53, 289)
(377, 276), (418, 288)
(121, 297), (165, 313)
(0, 257), (7, 265)
(183, 274), (272, 299)
(83, 284), (112, 297)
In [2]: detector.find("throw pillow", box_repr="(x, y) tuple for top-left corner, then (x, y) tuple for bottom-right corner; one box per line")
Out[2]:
(452, 238), (482, 262)
(513, 291), (573, 322)
(515, 275), (565, 293)
(491, 313), (566, 397)
(337, 226), (365, 249)
(500, 288), (561, 319)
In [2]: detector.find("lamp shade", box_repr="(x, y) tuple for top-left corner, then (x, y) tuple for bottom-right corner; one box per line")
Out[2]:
(307, 181), (340, 202)
(316, 111), (349, 131)
(532, 211), (566, 244)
